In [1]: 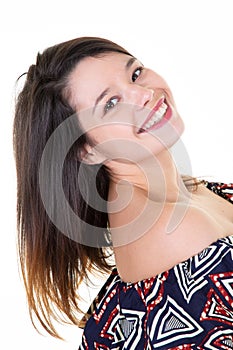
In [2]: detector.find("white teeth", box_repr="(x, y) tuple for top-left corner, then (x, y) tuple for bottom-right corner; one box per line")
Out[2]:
(143, 102), (168, 130)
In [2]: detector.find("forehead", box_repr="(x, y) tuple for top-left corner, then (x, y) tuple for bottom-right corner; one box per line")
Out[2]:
(67, 52), (133, 111)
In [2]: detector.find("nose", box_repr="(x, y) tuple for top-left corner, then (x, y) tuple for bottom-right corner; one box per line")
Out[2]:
(125, 85), (154, 109)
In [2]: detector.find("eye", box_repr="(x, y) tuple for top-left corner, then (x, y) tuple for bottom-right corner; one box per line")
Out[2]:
(132, 66), (143, 82)
(104, 96), (120, 114)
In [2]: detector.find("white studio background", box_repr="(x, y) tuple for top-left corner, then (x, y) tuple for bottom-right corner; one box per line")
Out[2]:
(0, 0), (232, 349)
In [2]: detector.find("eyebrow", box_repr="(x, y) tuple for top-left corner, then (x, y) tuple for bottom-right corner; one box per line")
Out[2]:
(93, 56), (136, 114)
(93, 88), (110, 114)
(125, 56), (136, 70)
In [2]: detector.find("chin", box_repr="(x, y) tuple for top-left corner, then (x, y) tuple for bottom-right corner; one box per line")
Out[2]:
(161, 116), (185, 150)
(172, 115), (185, 139)
(178, 118), (185, 136)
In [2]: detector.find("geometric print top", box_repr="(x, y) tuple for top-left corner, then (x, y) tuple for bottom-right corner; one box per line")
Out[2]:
(78, 182), (233, 350)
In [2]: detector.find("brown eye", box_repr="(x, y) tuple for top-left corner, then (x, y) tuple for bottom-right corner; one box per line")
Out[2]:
(104, 97), (119, 114)
(132, 67), (143, 82)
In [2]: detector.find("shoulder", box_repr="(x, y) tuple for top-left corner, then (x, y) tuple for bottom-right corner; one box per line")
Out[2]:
(204, 180), (233, 204)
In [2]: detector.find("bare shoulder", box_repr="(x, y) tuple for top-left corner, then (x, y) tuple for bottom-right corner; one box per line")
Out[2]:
(112, 183), (233, 282)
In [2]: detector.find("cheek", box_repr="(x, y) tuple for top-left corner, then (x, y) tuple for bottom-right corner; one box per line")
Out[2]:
(149, 72), (173, 97)
(87, 125), (144, 161)
(88, 124), (134, 145)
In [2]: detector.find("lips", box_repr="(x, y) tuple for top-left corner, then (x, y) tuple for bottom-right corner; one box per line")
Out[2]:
(137, 96), (172, 134)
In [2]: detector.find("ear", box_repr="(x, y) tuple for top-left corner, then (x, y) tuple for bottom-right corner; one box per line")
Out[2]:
(80, 144), (108, 165)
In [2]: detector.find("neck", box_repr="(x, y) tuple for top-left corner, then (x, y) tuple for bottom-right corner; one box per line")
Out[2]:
(107, 148), (191, 204)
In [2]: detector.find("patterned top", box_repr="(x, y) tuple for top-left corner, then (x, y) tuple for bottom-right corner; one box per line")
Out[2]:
(78, 182), (233, 349)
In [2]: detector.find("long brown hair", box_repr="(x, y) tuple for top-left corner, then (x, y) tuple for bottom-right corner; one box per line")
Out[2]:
(13, 37), (132, 338)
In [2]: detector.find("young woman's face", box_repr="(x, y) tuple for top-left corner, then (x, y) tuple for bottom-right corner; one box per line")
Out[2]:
(68, 52), (184, 164)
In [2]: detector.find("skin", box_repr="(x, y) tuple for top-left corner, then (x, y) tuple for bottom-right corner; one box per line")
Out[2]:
(68, 53), (185, 197)
(67, 52), (233, 282)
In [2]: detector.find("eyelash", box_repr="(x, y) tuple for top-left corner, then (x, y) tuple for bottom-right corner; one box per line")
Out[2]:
(104, 96), (119, 114)
(103, 66), (144, 114)
(132, 66), (144, 82)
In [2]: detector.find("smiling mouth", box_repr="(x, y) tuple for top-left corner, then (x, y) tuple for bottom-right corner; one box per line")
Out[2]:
(137, 97), (172, 134)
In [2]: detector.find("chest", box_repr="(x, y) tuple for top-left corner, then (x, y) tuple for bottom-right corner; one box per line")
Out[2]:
(113, 185), (233, 282)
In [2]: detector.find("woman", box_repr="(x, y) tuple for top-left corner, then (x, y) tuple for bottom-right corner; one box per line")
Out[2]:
(13, 37), (233, 349)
